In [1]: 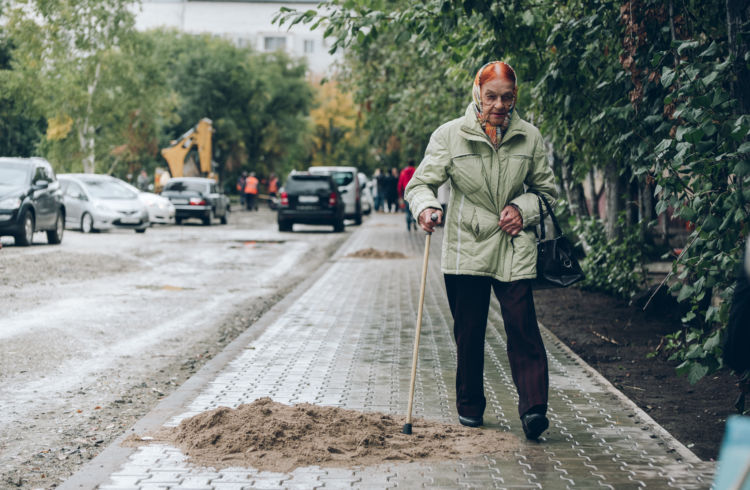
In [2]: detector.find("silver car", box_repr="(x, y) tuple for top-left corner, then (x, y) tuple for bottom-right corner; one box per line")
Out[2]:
(58, 174), (150, 233)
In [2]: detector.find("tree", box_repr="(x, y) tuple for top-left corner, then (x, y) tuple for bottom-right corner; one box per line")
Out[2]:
(278, 0), (750, 383)
(145, 29), (314, 183)
(4, 0), (156, 173)
(0, 29), (46, 157)
(308, 78), (374, 171)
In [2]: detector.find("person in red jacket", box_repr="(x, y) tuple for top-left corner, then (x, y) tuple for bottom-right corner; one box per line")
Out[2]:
(397, 160), (417, 230)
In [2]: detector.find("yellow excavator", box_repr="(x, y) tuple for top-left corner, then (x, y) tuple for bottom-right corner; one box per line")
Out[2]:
(160, 118), (215, 179)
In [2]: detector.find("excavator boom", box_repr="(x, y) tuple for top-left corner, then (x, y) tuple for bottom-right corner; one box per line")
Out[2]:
(161, 118), (213, 178)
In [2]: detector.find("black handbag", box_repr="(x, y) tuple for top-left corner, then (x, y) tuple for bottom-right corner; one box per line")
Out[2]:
(530, 192), (585, 289)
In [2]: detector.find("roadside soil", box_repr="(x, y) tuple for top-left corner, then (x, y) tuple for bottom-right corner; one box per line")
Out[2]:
(534, 286), (740, 461)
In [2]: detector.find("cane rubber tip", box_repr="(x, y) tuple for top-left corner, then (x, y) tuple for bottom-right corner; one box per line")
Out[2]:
(402, 423), (412, 435)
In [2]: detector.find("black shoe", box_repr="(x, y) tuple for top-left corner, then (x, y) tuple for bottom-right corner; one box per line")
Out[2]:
(521, 412), (549, 440)
(458, 415), (483, 427)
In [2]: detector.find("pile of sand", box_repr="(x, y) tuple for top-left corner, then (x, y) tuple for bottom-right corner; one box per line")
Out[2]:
(145, 398), (517, 472)
(345, 248), (408, 259)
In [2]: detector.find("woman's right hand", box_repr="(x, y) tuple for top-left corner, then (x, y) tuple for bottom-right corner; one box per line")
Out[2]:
(418, 208), (443, 233)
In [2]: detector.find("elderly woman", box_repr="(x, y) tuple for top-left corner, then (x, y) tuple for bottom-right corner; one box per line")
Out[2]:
(404, 61), (557, 440)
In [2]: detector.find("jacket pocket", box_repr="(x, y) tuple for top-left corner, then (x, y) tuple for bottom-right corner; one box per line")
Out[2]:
(468, 205), (501, 242)
(449, 154), (486, 195)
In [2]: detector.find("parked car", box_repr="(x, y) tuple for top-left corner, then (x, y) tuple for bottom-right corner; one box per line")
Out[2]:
(160, 177), (230, 226)
(122, 182), (175, 225)
(0, 157), (65, 246)
(308, 166), (362, 225)
(358, 172), (374, 215)
(58, 174), (150, 233)
(277, 172), (345, 232)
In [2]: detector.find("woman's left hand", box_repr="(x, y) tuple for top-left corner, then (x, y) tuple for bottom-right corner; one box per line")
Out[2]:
(498, 205), (523, 236)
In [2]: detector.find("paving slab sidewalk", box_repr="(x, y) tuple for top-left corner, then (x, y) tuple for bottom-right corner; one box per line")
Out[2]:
(62, 213), (715, 489)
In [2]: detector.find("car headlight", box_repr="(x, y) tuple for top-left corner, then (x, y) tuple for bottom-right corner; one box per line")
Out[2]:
(96, 203), (113, 212)
(0, 197), (21, 210)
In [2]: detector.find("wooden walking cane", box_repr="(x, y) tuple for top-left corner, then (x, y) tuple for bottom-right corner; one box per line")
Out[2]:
(403, 213), (438, 435)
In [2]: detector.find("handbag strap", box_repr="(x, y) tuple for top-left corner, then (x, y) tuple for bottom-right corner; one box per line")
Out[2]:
(530, 190), (563, 240)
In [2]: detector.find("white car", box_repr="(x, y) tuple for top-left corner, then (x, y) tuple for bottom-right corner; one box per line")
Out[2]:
(308, 166), (362, 225)
(358, 172), (374, 215)
(58, 174), (150, 233)
(123, 182), (175, 225)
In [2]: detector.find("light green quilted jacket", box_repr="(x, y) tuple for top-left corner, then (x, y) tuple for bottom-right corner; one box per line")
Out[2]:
(405, 103), (558, 282)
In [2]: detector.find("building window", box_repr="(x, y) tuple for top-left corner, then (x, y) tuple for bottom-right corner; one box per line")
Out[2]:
(264, 36), (287, 51)
(304, 39), (314, 54)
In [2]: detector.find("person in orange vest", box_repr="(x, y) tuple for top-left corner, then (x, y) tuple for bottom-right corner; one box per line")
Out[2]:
(268, 173), (279, 210)
(244, 172), (259, 211)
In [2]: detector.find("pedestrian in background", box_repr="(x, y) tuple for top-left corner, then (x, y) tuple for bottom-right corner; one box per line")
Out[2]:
(397, 160), (417, 230)
(137, 169), (150, 191)
(372, 168), (383, 212)
(405, 61), (558, 440)
(268, 173), (279, 209)
(244, 172), (259, 211)
(376, 168), (388, 212)
(384, 167), (399, 213)
(237, 171), (247, 207)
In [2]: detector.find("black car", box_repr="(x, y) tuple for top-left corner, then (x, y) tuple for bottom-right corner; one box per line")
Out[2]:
(161, 177), (230, 226)
(277, 173), (345, 232)
(0, 157), (65, 246)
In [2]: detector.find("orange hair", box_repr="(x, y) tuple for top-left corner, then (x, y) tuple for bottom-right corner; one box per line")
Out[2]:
(478, 62), (516, 87)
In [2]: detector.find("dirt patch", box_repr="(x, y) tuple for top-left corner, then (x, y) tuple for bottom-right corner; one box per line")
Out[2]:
(140, 398), (517, 472)
(346, 248), (408, 259)
(534, 287), (740, 461)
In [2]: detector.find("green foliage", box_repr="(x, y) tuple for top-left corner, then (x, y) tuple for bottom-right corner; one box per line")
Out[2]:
(146, 29), (314, 182)
(0, 29), (46, 157)
(631, 2), (750, 382)
(277, 0), (750, 385)
(575, 214), (648, 299)
(0, 3), (316, 186)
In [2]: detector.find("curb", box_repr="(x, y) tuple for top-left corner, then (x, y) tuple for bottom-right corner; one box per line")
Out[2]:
(540, 323), (704, 464)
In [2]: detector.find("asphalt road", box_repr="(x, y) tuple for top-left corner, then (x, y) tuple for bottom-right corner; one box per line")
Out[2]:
(0, 207), (349, 488)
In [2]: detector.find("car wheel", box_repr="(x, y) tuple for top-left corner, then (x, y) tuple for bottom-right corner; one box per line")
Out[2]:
(46, 211), (64, 244)
(220, 208), (228, 225)
(81, 212), (94, 233)
(14, 209), (34, 246)
(135, 228), (147, 234)
(354, 207), (363, 226)
(278, 220), (293, 232)
(203, 209), (213, 226)
(175, 217), (183, 225)
(333, 218), (345, 232)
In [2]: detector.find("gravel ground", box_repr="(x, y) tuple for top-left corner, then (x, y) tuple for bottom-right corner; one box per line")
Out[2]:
(0, 208), (349, 488)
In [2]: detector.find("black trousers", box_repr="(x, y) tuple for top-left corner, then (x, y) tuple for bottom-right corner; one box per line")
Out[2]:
(444, 274), (549, 419)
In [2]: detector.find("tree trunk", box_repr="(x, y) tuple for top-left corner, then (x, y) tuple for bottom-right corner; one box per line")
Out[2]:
(560, 153), (589, 222)
(640, 176), (656, 244)
(588, 168), (600, 219)
(727, 0), (750, 115)
(79, 61), (101, 173)
(626, 170), (639, 226)
(604, 161), (624, 241)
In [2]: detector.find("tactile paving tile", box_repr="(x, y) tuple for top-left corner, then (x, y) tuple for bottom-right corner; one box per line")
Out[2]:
(100, 213), (714, 489)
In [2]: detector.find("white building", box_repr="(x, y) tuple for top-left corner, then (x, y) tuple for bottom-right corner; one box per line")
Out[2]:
(134, 0), (340, 75)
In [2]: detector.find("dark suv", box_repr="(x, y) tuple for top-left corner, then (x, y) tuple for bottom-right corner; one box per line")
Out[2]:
(277, 173), (345, 232)
(0, 157), (65, 246)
